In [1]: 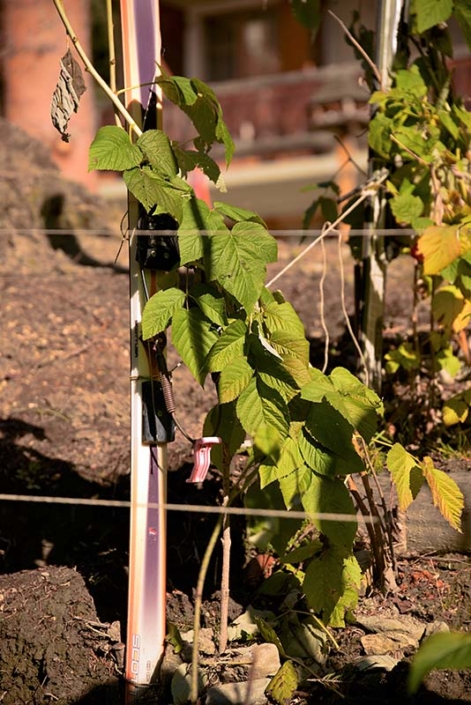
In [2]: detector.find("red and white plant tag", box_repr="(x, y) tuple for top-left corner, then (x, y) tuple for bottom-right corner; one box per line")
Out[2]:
(187, 436), (222, 484)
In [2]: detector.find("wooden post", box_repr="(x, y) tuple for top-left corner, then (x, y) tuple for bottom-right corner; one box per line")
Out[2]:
(359, 0), (404, 391)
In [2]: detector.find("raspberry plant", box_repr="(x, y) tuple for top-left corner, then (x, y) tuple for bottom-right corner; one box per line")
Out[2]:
(89, 68), (463, 614)
(54, 0), (467, 697)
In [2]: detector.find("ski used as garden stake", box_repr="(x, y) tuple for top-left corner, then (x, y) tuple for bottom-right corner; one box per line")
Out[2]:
(120, 1), (173, 700)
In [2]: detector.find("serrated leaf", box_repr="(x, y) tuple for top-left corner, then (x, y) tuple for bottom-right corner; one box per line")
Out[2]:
(408, 632), (471, 694)
(266, 660), (299, 705)
(124, 167), (188, 221)
(89, 125), (142, 171)
(303, 551), (361, 627)
(368, 112), (394, 159)
(141, 287), (186, 339)
(305, 402), (364, 472)
(279, 619), (327, 663)
(206, 320), (247, 372)
(137, 129), (178, 177)
(218, 357), (253, 403)
(418, 226), (462, 275)
(442, 393), (470, 426)
(282, 355), (312, 387)
(258, 369), (299, 403)
(421, 456), (464, 532)
(270, 436), (304, 480)
(433, 287), (471, 333)
(327, 555), (362, 628)
(249, 336), (300, 402)
(172, 143), (221, 183)
(204, 402), (245, 471)
(236, 378), (289, 458)
(394, 125), (436, 163)
(455, 0), (471, 50)
(330, 368), (383, 435)
(280, 539), (323, 565)
(299, 431), (351, 477)
(166, 622), (184, 654)
(213, 201), (267, 226)
(214, 117), (235, 168)
(302, 474), (357, 549)
(385, 342), (421, 374)
(279, 464), (312, 508)
(432, 285), (465, 330)
(395, 65), (429, 96)
(303, 549), (344, 624)
(156, 74), (235, 167)
(205, 222), (277, 311)
(302, 368), (382, 442)
(301, 368), (334, 402)
(438, 109), (460, 140)
(269, 330), (310, 364)
(172, 308), (218, 386)
(435, 347), (462, 377)
(254, 616), (286, 656)
(259, 458), (279, 489)
(390, 192), (424, 225)
(178, 198), (227, 264)
(189, 283), (227, 327)
(387, 443), (424, 511)
(414, 0), (453, 34)
(262, 301), (306, 339)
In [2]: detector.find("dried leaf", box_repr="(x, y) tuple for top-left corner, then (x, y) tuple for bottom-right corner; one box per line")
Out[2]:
(51, 49), (87, 142)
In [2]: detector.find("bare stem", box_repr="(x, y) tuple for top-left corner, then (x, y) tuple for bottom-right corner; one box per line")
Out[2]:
(328, 10), (383, 89)
(218, 443), (232, 654)
(191, 514), (224, 704)
(105, 0), (121, 128)
(219, 509), (231, 653)
(51, 0), (142, 137)
(266, 184), (385, 289)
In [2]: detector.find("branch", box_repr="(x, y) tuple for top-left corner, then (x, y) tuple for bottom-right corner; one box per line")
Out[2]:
(328, 10), (383, 90)
(266, 169), (388, 289)
(51, 0), (142, 137)
(105, 0), (121, 128)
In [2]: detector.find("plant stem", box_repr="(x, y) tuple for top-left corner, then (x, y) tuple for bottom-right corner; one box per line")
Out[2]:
(218, 443), (232, 654)
(191, 513), (224, 704)
(266, 176), (387, 289)
(51, 0), (142, 137)
(105, 0), (121, 128)
(219, 505), (231, 653)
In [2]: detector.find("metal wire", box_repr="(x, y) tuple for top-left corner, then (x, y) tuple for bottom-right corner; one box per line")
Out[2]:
(0, 228), (418, 237)
(0, 492), (371, 523)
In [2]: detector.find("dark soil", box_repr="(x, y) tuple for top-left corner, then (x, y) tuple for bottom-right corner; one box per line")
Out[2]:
(1, 120), (471, 704)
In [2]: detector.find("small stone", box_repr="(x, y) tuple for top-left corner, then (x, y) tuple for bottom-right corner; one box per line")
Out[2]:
(356, 615), (425, 644)
(361, 633), (402, 655)
(205, 677), (271, 705)
(181, 627), (216, 655)
(356, 654), (399, 672)
(423, 621), (450, 638)
(250, 643), (281, 679)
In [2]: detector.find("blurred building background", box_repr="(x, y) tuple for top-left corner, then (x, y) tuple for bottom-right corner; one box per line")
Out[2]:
(1, 0), (470, 228)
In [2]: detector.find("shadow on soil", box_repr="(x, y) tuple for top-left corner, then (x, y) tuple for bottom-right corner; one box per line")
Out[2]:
(0, 417), (246, 623)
